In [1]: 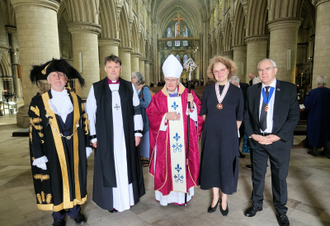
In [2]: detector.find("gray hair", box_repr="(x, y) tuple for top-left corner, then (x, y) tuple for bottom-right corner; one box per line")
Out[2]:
(257, 58), (277, 69)
(132, 71), (145, 86)
(229, 75), (240, 84)
(316, 75), (327, 86)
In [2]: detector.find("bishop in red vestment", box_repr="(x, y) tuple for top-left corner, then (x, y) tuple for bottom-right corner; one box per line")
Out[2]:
(147, 54), (203, 206)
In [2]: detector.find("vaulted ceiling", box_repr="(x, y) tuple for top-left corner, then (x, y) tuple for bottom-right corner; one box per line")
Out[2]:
(151, 0), (210, 37)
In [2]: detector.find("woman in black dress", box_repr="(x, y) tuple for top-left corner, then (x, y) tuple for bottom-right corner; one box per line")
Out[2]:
(199, 56), (244, 216)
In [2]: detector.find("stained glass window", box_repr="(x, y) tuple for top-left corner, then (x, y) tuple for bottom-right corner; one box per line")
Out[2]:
(175, 22), (179, 37)
(167, 41), (172, 47)
(175, 40), (180, 46)
(176, 54), (180, 61)
(183, 54), (188, 64)
(167, 27), (172, 38)
(183, 41), (188, 46)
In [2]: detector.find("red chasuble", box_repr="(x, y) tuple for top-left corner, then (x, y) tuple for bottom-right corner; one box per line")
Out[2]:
(147, 84), (203, 196)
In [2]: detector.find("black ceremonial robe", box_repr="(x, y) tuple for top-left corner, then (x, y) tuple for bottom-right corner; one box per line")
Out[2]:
(28, 90), (89, 211)
(91, 78), (145, 210)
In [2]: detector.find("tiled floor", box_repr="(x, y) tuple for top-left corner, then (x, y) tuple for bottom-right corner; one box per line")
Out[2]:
(1, 114), (330, 226)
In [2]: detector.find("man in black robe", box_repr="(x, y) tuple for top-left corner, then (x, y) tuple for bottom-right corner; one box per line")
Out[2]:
(86, 54), (145, 212)
(28, 59), (90, 226)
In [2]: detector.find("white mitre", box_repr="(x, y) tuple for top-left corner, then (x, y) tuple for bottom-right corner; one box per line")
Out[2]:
(162, 54), (183, 79)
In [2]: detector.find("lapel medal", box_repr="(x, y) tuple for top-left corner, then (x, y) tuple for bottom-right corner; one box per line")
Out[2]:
(264, 105), (268, 112)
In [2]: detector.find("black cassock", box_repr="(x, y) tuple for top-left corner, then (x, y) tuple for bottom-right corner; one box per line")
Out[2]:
(28, 91), (89, 211)
(90, 78), (145, 210)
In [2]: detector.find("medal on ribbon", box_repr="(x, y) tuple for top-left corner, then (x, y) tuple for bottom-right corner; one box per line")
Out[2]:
(262, 86), (274, 112)
(215, 82), (230, 110)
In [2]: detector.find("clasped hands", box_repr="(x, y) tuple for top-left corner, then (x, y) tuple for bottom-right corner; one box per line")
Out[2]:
(251, 134), (280, 145)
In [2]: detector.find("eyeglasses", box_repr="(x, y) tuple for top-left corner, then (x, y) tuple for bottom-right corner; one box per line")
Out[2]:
(213, 68), (227, 75)
(258, 67), (274, 73)
(165, 78), (179, 83)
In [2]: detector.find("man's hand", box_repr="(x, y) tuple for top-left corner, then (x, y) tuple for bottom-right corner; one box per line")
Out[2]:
(165, 112), (181, 120)
(135, 136), (141, 147)
(251, 134), (280, 145)
(92, 141), (97, 148)
(187, 93), (194, 108)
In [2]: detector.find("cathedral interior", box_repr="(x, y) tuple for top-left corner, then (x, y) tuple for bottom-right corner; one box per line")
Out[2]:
(0, 0), (330, 225)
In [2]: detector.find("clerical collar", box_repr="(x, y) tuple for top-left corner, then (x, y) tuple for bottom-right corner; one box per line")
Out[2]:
(168, 86), (179, 97)
(107, 78), (119, 84)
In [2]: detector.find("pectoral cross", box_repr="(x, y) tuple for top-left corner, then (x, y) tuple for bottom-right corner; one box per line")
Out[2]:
(114, 104), (120, 110)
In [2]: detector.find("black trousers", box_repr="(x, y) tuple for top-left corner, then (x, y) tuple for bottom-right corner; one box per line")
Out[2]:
(250, 144), (290, 215)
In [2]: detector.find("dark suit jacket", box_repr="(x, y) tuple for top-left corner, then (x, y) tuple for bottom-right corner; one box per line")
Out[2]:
(244, 80), (300, 150)
(240, 83), (249, 103)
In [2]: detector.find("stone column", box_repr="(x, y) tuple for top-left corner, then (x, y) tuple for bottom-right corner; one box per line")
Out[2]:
(131, 52), (141, 74)
(99, 38), (120, 79)
(118, 47), (132, 81)
(12, 0), (60, 127)
(145, 60), (150, 86)
(139, 57), (146, 79)
(223, 51), (233, 60)
(245, 35), (269, 82)
(268, 18), (302, 83)
(312, 0), (330, 88)
(149, 63), (154, 86)
(232, 45), (247, 82)
(68, 22), (101, 98)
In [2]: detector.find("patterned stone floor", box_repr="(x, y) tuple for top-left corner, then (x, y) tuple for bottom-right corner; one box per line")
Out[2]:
(0, 114), (330, 226)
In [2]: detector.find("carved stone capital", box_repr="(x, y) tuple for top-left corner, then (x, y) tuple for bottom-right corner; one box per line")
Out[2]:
(6, 26), (17, 34)
(0, 45), (10, 51)
(98, 38), (120, 47)
(11, 0), (59, 12)
(131, 52), (141, 58)
(232, 45), (247, 51)
(245, 35), (269, 44)
(267, 18), (302, 32)
(68, 22), (101, 35)
(312, 0), (330, 6)
(119, 47), (132, 53)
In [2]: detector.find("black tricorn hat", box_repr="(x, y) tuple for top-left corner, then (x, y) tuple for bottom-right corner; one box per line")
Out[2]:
(30, 58), (85, 87)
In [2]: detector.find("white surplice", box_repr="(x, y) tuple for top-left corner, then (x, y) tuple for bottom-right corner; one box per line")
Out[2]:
(86, 82), (143, 212)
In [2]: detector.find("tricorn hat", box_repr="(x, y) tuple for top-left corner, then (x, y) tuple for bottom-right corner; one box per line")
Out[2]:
(30, 58), (85, 87)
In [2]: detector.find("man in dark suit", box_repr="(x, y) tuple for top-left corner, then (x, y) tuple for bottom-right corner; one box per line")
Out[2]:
(230, 76), (249, 158)
(243, 59), (300, 226)
(248, 72), (255, 86)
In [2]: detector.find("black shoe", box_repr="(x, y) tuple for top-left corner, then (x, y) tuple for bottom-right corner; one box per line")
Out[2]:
(208, 197), (220, 213)
(276, 214), (290, 226)
(307, 150), (317, 156)
(220, 200), (229, 216)
(52, 219), (65, 226)
(108, 209), (118, 213)
(244, 204), (262, 217)
(239, 152), (246, 158)
(71, 213), (86, 225)
(246, 164), (252, 169)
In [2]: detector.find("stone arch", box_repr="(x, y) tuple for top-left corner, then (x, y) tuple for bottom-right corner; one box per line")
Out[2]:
(99, 0), (117, 38)
(131, 19), (139, 53)
(64, 0), (99, 23)
(139, 32), (145, 58)
(0, 54), (11, 76)
(232, 2), (245, 46)
(223, 15), (232, 52)
(268, 0), (303, 21)
(119, 4), (130, 47)
(245, 0), (268, 36)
